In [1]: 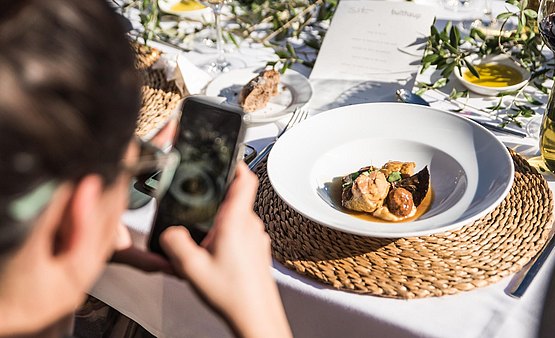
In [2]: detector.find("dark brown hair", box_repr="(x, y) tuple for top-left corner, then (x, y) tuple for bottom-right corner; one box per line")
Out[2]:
(0, 0), (141, 252)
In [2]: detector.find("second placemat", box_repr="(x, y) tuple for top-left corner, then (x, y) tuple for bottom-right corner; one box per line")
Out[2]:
(254, 150), (554, 299)
(133, 43), (185, 139)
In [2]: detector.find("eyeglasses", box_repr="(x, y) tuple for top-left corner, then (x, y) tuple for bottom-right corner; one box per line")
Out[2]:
(8, 139), (180, 223)
(125, 139), (180, 200)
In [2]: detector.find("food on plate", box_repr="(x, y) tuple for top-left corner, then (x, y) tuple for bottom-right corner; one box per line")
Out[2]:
(380, 161), (415, 178)
(341, 161), (430, 222)
(238, 69), (280, 112)
(170, 0), (206, 12)
(341, 169), (389, 214)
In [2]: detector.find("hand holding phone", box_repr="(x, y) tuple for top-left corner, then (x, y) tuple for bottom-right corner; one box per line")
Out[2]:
(148, 96), (245, 255)
(158, 163), (293, 338)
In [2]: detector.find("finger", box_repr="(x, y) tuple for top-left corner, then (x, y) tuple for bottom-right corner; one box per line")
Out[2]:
(223, 162), (259, 210)
(159, 226), (212, 280)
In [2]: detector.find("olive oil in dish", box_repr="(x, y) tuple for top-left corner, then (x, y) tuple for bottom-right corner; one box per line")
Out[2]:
(462, 63), (524, 88)
(170, 0), (205, 12)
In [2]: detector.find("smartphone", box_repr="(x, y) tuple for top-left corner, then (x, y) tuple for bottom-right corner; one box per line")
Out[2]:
(148, 96), (245, 255)
(243, 144), (257, 164)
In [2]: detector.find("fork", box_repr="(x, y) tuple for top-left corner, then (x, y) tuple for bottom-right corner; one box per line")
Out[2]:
(248, 106), (309, 171)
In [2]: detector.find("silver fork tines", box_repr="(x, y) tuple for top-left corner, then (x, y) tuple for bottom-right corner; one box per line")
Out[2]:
(248, 107), (309, 171)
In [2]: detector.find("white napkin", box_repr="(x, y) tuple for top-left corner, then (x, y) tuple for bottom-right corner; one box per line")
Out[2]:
(142, 40), (212, 96)
(175, 54), (212, 95)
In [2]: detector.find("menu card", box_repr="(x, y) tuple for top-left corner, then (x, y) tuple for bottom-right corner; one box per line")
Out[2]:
(310, 1), (435, 81)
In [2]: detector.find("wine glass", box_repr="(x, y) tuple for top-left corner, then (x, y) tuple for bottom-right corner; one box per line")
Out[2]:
(441, 0), (478, 12)
(539, 0), (555, 51)
(471, 0), (502, 33)
(537, 0), (555, 171)
(440, 0), (485, 32)
(199, 0), (243, 73)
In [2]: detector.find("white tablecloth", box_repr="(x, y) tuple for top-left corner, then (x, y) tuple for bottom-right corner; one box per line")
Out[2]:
(90, 1), (555, 337)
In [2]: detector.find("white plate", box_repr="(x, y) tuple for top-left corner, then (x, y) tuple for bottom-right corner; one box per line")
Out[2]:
(267, 103), (514, 238)
(205, 67), (312, 123)
(158, 0), (212, 21)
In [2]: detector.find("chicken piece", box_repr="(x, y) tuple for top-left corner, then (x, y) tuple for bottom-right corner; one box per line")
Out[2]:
(342, 170), (390, 213)
(380, 161), (416, 179)
(386, 187), (414, 217)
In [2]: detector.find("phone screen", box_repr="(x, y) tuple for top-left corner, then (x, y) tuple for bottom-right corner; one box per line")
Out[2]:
(149, 98), (243, 253)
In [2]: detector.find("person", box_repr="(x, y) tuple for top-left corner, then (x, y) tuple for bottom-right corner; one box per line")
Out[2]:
(0, 1), (292, 337)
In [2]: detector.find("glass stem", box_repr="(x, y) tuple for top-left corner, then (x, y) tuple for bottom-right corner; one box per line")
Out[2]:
(484, 0), (493, 21)
(214, 6), (225, 65)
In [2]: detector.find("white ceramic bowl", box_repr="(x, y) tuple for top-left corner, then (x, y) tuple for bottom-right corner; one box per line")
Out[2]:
(267, 103), (514, 238)
(454, 54), (530, 96)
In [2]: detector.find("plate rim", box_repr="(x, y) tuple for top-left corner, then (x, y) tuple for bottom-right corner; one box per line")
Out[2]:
(267, 102), (515, 238)
(204, 66), (313, 123)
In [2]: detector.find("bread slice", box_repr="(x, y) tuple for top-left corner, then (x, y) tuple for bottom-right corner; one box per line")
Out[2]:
(239, 69), (280, 113)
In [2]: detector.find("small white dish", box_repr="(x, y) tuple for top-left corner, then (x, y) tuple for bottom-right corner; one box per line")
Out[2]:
(454, 54), (530, 96)
(267, 102), (514, 238)
(205, 67), (312, 123)
(158, 0), (212, 21)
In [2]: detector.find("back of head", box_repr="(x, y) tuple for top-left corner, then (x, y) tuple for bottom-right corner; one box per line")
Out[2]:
(0, 0), (140, 254)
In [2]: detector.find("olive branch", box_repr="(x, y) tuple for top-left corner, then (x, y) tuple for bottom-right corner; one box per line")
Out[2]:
(417, 0), (551, 127)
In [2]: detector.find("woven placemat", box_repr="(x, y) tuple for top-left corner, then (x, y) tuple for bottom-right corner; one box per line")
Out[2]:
(132, 43), (185, 138)
(254, 149), (554, 299)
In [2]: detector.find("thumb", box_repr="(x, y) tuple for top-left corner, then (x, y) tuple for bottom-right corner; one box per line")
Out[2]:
(159, 226), (213, 281)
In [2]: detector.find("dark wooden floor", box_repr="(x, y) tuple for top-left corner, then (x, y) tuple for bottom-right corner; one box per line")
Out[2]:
(74, 296), (155, 338)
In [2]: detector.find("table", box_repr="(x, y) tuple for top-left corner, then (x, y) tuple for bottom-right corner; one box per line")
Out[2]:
(90, 1), (555, 337)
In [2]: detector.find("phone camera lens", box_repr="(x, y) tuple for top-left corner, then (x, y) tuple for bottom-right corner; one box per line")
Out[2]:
(181, 177), (209, 196)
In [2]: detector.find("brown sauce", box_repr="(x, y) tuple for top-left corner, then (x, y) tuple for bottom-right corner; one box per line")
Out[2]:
(330, 177), (433, 223)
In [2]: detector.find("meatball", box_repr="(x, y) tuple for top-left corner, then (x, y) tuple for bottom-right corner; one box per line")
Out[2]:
(386, 187), (414, 217)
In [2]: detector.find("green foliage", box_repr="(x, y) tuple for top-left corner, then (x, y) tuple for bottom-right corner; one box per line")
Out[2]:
(122, 0), (337, 71)
(419, 0), (551, 127)
(229, 0), (337, 70)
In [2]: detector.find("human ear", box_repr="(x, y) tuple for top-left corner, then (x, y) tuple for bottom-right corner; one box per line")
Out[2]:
(53, 175), (105, 260)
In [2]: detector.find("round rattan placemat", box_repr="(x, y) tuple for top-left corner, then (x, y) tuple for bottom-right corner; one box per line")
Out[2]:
(133, 43), (185, 138)
(254, 149), (554, 299)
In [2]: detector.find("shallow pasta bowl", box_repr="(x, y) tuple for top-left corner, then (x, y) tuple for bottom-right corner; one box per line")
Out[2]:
(267, 102), (514, 238)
